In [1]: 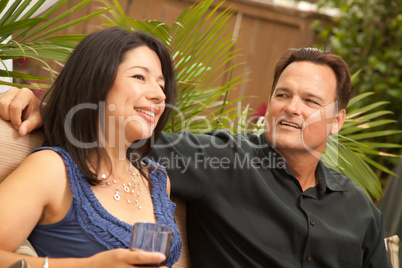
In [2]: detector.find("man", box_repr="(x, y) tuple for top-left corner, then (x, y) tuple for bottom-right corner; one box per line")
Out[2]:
(0, 48), (391, 267)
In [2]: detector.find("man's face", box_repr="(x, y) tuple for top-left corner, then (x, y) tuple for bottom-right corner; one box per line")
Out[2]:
(264, 61), (345, 158)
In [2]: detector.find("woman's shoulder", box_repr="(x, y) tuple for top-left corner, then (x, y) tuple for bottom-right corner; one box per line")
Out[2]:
(25, 147), (66, 176)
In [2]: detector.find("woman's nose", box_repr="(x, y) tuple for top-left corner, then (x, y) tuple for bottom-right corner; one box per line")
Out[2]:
(147, 83), (166, 103)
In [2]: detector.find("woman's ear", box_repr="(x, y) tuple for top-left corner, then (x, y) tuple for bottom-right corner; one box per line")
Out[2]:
(330, 108), (346, 135)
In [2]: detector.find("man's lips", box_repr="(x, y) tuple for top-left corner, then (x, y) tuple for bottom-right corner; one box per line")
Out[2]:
(279, 120), (302, 129)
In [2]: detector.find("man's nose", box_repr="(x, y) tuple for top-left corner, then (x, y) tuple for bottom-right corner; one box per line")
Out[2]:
(285, 97), (302, 115)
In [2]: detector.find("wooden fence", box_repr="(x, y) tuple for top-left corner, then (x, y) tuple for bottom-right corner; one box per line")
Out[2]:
(39, 0), (329, 113)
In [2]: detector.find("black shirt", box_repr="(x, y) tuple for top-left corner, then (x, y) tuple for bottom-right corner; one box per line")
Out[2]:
(148, 131), (391, 268)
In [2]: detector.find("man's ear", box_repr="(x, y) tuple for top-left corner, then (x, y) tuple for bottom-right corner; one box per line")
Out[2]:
(330, 108), (346, 135)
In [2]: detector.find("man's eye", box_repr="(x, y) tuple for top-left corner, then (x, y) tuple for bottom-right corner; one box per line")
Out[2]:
(133, 75), (144, 80)
(306, 99), (319, 105)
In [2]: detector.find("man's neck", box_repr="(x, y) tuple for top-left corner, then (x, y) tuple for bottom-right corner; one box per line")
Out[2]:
(276, 148), (321, 191)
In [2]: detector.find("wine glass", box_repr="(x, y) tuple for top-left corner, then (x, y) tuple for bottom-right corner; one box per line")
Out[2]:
(130, 222), (173, 267)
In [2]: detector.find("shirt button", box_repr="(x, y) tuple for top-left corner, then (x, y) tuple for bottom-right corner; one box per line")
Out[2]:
(306, 255), (312, 262)
(310, 220), (315, 226)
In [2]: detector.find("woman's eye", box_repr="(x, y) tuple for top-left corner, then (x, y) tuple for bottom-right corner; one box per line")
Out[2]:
(133, 74), (144, 80)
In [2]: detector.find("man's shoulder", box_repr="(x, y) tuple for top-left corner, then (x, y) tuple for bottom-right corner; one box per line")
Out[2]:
(325, 165), (379, 205)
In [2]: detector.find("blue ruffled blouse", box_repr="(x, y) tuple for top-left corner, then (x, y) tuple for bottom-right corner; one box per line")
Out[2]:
(28, 146), (181, 267)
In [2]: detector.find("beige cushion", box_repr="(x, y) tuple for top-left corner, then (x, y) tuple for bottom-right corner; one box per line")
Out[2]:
(385, 235), (400, 268)
(14, 240), (38, 258)
(0, 118), (44, 182)
(171, 197), (191, 267)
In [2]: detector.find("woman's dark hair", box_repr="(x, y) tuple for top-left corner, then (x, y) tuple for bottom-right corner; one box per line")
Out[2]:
(270, 48), (351, 110)
(41, 27), (177, 185)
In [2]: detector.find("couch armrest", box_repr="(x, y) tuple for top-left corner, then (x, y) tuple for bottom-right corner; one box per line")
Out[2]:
(172, 197), (191, 267)
(385, 235), (400, 268)
(0, 118), (44, 182)
(14, 240), (38, 257)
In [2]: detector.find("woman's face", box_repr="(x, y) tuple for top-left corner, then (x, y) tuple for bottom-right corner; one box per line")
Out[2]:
(103, 46), (166, 148)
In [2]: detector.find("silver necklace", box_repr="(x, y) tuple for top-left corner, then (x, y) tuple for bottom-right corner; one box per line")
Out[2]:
(101, 163), (143, 209)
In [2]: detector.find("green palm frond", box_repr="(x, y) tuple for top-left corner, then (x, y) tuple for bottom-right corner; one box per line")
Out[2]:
(323, 92), (401, 200)
(102, 0), (248, 134)
(102, 0), (401, 199)
(0, 0), (113, 89)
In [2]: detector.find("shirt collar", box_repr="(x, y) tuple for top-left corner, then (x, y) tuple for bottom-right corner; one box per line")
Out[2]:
(258, 134), (347, 196)
(316, 160), (347, 194)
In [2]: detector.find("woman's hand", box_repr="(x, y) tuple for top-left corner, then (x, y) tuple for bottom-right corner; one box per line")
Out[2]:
(88, 248), (167, 268)
(0, 87), (42, 136)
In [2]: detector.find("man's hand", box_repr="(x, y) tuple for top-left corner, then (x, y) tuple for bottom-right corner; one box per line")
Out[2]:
(0, 87), (42, 136)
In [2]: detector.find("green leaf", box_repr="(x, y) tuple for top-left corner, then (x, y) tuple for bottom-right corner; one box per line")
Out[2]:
(354, 142), (402, 149)
(4, 0), (32, 25)
(0, 18), (47, 41)
(341, 111), (394, 129)
(0, 0), (111, 86)
(12, 0), (48, 40)
(20, 0), (92, 41)
(0, 79), (48, 90)
(347, 130), (402, 141)
(0, 0), (20, 25)
(347, 101), (390, 119)
(360, 155), (397, 177)
(18, 0), (46, 21)
(340, 119), (396, 135)
(32, 7), (114, 41)
(347, 91), (373, 107)
(0, 0), (9, 16)
(0, 69), (49, 81)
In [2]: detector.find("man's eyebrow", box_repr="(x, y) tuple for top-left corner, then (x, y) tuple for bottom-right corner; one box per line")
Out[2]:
(273, 87), (290, 94)
(274, 88), (326, 103)
(305, 92), (325, 103)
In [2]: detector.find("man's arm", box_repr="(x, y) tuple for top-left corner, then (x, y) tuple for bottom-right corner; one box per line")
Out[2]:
(0, 87), (42, 136)
(149, 130), (252, 201)
(363, 213), (393, 268)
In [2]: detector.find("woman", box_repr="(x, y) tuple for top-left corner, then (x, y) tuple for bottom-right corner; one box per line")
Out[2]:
(0, 27), (181, 267)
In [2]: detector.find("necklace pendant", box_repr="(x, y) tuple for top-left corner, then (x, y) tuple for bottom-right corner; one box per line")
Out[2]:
(114, 192), (120, 201)
(135, 200), (141, 209)
(123, 184), (130, 193)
